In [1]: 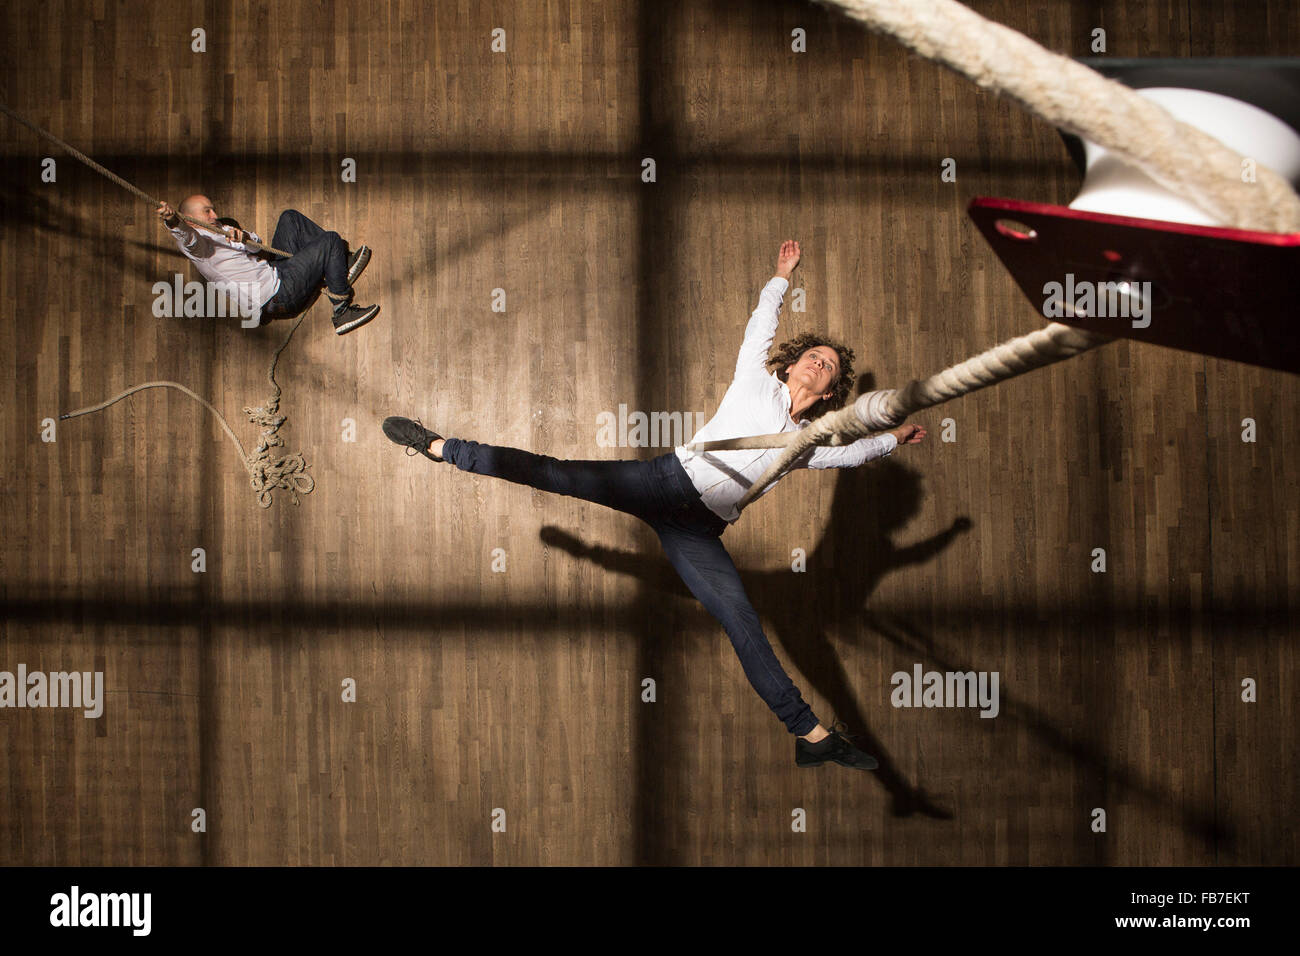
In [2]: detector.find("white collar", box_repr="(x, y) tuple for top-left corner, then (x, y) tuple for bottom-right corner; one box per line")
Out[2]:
(779, 379), (810, 426)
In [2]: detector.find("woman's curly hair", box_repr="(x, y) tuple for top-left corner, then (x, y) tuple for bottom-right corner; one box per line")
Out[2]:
(766, 332), (857, 421)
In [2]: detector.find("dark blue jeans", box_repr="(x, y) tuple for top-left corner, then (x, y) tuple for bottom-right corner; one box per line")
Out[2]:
(261, 209), (351, 316)
(440, 437), (821, 736)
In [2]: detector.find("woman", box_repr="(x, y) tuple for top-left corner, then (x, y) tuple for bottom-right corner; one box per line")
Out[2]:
(384, 240), (926, 771)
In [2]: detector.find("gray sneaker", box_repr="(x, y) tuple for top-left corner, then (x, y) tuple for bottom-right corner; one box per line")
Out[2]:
(382, 417), (444, 462)
(346, 245), (371, 286)
(332, 301), (379, 335)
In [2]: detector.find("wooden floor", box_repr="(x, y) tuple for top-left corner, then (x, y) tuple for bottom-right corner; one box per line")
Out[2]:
(0, 0), (1296, 865)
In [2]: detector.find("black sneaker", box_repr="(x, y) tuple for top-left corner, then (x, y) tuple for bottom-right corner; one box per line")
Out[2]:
(346, 245), (371, 286)
(795, 720), (878, 771)
(382, 416), (444, 462)
(332, 302), (379, 334)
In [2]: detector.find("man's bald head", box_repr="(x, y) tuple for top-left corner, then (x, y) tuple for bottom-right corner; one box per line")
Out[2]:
(179, 195), (218, 224)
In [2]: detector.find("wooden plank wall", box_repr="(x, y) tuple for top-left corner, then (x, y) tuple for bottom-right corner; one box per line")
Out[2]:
(0, 0), (1295, 865)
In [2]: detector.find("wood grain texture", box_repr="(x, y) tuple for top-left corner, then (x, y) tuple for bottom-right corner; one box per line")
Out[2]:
(0, 0), (1294, 866)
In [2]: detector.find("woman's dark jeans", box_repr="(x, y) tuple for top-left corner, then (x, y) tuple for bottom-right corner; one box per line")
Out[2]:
(440, 437), (821, 736)
(261, 209), (351, 317)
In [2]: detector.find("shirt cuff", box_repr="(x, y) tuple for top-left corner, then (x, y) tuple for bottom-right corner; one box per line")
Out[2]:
(880, 432), (899, 454)
(768, 276), (790, 293)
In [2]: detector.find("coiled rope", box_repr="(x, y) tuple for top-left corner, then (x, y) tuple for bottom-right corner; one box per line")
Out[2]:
(61, 314), (314, 508)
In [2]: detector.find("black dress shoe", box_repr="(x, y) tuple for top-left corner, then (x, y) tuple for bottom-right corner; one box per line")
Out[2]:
(382, 416), (444, 462)
(795, 720), (879, 770)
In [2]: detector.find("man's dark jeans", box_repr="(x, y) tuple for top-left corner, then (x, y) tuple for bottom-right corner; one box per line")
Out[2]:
(261, 209), (350, 317)
(440, 437), (822, 736)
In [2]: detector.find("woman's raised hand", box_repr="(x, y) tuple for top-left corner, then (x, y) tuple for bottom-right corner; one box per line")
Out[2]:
(775, 239), (801, 279)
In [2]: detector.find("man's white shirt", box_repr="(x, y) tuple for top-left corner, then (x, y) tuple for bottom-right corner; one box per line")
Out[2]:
(675, 276), (897, 524)
(168, 220), (281, 319)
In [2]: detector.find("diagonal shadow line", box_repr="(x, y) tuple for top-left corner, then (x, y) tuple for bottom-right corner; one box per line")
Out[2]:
(867, 608), (1231, 849)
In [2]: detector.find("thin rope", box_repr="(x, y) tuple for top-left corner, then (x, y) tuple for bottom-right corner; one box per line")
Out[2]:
(61, 314), (314, 509)
(0, 102), (293, 257)
(700, 0), (1300, 511)
(61, 382), (252, 457)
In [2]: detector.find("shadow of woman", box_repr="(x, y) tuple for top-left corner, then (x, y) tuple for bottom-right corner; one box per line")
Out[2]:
(538, 444), (966, 818)
(539, 436), (1227, 845)
(761, 457), (968, 818)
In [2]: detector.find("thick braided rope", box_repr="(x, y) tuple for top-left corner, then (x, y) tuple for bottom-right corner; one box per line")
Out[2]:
(60, 314), (314, 509)
(693, 322), (1102, 455)
(879, 321), (1102, 418)
(726, 323), (1102, 507)
(813, 0), (1300, 233)
(0, 103), (293, 256)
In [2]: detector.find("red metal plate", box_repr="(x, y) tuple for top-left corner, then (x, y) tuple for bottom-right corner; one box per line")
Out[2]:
(968, 196), (1300, 374)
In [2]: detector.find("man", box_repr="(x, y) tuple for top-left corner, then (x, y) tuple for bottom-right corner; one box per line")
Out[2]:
(156, 196), (378, 333)
(383, 240), (926, 771)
